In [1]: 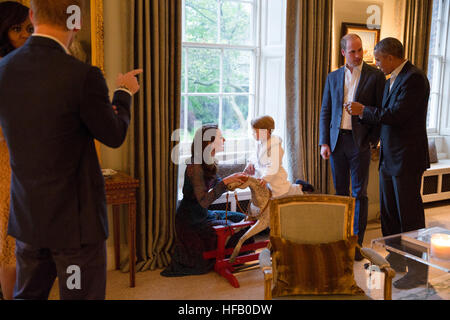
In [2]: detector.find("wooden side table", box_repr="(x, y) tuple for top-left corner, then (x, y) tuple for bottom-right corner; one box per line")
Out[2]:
(104, 171), (139, 288)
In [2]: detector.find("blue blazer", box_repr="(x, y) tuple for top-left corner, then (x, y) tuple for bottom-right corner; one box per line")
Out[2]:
(319, 62), (386, 152)
(362, 61), (430, 176)
(0, 36), (132, 249)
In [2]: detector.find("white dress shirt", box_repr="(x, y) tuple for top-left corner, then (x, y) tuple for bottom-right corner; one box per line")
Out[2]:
(389, 60), (408, 91)
(341, 62), (363, 130)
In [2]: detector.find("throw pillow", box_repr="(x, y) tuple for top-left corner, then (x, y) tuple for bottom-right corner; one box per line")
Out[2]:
(270, 236), (365, 298)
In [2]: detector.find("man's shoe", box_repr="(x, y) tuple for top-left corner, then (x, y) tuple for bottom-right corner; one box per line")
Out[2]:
(386, 253), (407, 273)
(393, 272), (427, 290)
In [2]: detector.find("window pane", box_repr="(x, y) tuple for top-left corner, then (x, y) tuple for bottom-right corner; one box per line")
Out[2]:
(182, 49), (186, 93)
(185, 0), (218, 43)
(187, 96), (220, 137)
(222, 96), (249, 139)
(223, 50), (251, 93)
(188, 48), (221, 93)
(180, 96), (187, 140)
(427, 0), (440, 85)
(426, 0), (441, 129)
(220, 1), (253, 45)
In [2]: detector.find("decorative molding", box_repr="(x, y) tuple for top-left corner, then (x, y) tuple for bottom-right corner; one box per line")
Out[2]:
(91, 0), (105, 73)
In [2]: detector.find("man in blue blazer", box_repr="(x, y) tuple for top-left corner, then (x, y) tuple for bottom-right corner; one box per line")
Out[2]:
(346, 38), (430, 289)
(319, 34), (386, 260)
(0, 0), (142, 299)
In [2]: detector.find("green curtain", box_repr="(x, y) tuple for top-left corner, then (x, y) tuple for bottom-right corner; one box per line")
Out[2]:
(131, 0), (182, 271)
(404, 0), (433, 73)
(285, 0), (333, 194)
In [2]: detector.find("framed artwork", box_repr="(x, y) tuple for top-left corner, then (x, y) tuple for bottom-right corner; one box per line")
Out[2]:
(340, 22), (381, 66)
(9, 0), (104, 72)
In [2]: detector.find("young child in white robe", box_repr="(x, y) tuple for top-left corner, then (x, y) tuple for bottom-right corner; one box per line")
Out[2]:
(244, 115), (305, 198)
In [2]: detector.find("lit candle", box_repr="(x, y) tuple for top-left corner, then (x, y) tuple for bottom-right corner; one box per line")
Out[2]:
(430, 234), (450, 261)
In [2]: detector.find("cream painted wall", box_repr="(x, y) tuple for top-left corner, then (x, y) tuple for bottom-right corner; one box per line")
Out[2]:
(102, 0), (133, 173)
(330, 0), (406, 221)
(332, 0), (406, 70)
(332, 0), (383, 71)
(101, 0), (134, 271)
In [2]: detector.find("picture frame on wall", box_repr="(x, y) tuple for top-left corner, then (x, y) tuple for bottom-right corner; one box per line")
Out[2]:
(340, 22), (381, 67)
(9, 0), (104, 72)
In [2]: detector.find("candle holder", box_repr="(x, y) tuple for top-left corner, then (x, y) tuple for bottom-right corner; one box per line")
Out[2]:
(430, 233), (450, 261)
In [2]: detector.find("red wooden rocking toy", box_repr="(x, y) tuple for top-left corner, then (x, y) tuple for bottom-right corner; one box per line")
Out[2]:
(203, 193), (270, 288)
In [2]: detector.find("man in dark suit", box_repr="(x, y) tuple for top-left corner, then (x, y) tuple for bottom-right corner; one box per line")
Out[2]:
(0, 0), (142, 299)
(319, 34), (386, 260)
(346, 37), (430, 289)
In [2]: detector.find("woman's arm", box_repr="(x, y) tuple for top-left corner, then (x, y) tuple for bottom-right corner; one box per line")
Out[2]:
(189, 165), (249, 209)
(190, 165), (227, 209)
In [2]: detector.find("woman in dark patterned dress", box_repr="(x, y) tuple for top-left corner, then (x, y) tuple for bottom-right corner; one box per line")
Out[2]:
(162, 124), (250, 276)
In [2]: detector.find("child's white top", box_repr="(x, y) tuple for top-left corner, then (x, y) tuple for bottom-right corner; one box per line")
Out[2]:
(250, 135), (291, 197)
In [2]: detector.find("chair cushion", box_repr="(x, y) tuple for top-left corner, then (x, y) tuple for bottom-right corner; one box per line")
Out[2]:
(270, 235), (365, 298)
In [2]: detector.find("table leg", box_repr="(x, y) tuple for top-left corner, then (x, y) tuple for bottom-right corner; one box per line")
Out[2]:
(113, 205), (121, 270)
(128, 202), (136, 288)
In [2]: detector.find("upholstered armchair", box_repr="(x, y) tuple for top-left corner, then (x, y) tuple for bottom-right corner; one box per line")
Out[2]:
(260, 195), (395, 300)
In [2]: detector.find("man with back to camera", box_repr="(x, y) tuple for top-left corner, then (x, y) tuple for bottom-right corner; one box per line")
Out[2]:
(319, 34), (386, 260)
(0, 0), (142, 299)
(346, 37), (430, 289)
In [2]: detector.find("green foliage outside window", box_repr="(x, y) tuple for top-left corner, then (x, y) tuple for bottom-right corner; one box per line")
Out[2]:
(181, 0), (255, 141)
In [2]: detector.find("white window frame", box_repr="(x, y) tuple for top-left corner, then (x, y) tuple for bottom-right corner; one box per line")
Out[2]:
(180, 0), (260, 157)
(428, 0), (450, 135)
(178, 0), (287, 200)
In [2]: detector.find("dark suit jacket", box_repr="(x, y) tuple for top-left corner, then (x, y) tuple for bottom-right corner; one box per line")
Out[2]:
(0, 36), (132, 249)
(362, 61), (430, 176)
(319, 62), (386, 152)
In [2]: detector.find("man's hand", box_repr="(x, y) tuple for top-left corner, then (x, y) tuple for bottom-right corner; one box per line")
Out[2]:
(345, 102), (365, 116)
(116, 69), (144, 95)
(320, 144), (331, 160)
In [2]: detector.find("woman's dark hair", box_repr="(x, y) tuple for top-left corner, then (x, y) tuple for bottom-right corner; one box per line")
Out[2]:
(0, 1), (30, 57)
(191, 124), (219, 179)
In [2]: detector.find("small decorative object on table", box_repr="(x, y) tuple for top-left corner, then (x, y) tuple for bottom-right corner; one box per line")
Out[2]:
(431, 234), (450, 261)
(102, 169), (117, 178)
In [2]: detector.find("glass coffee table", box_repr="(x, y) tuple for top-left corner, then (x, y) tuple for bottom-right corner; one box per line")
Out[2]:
(371, 227), (450, 300)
